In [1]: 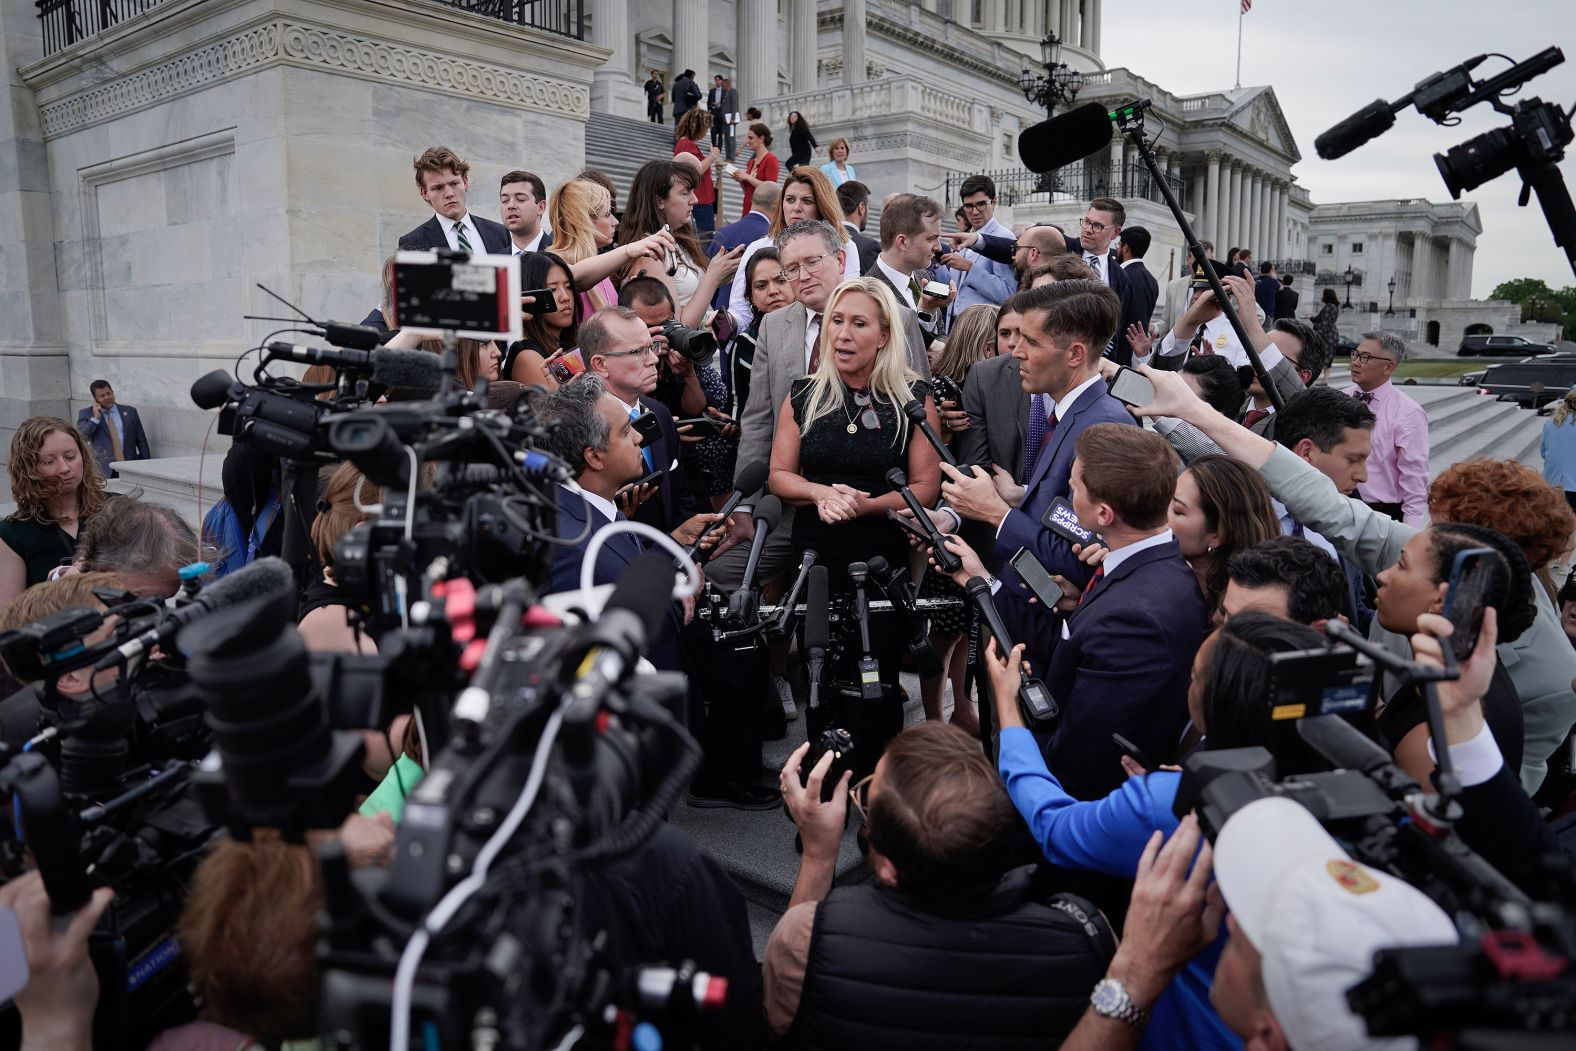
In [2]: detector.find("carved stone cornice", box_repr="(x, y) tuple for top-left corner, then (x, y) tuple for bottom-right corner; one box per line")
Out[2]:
(35, 17), (590, 139)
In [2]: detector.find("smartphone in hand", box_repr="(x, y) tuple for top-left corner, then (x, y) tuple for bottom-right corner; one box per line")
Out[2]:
(1442, 547), (1507, 661)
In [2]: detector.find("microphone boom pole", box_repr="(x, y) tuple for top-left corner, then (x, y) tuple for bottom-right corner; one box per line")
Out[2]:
(1108, 101), (1285, 413)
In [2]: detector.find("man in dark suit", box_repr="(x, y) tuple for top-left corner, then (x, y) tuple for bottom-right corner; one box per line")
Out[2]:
(864, 193), (954, 350)
(934, 280), (1135, 600)
(1254, 261), (1281, 319)
(951, 425), (1206, 800)
(672, 69), (702, 123)
(77, 380), (151, 477)
(582, 305), (704, 535)
(398, 146), (511, 255)
(719, 77), (741, 160)
(835, 180), (881, 275)
(499, 169), (551, 254)
(1274, 273), (1300, 320)
(1116, 225), (1159, 334)
(709, 183), (777, 311)
(707, 75), (726, 148)
(1065, 197), (1143, 366)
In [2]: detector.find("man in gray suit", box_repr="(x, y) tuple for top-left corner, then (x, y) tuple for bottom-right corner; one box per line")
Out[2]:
(711, 218), (930, 592)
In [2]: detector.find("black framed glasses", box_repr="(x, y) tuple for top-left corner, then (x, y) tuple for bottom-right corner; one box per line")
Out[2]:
(961, 200), (992, 212)
(1351, 351), (1395, 367)
(1079, 217), (1109, 232)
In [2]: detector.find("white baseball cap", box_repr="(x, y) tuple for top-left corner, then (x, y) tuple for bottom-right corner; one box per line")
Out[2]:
(1214, 796), (1460, 1051)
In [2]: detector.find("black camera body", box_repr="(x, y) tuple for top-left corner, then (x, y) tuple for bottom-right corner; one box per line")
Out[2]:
(660, 319), (717, 363)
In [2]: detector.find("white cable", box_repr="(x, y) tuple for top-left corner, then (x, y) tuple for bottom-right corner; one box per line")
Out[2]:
(412, 706), (430, 768)
(579, 517), (701, 601)
(388, 699), (568, 1051)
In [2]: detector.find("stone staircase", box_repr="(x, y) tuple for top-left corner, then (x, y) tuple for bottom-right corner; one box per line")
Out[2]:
(583, 112), (677, 203)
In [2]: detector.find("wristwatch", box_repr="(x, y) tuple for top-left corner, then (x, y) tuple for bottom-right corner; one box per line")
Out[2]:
(1090, 978), (1149, 1029)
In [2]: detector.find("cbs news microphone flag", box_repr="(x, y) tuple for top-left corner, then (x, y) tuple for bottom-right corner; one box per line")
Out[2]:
(1236, 0), (1252, 89)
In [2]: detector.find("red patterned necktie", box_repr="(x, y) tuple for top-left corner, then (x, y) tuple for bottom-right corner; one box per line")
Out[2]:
(1077, 565), (1105, 607)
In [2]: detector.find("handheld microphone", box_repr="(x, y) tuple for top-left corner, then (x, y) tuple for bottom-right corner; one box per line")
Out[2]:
(191, 369), (242, 410)
(562, 551), (676, 703)
(847, 562), (883, 700)
(804, 565), (829, 711)
(886, 467), (960, 572)
(770, 549), (819, 639)
(687, 459), (769, 563)
(1018, 102), (1114, 173)
(105, 557), (296, 670)
(1295, 714), (1398, 778)
(866, 555), (941, 677)
(900, 398), (975, 475)
(729, 495), (783, 623)
(965, 576), (1058, 724)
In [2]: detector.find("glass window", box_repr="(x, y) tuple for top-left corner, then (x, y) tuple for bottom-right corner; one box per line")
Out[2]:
(1351, 242), (1364, 254)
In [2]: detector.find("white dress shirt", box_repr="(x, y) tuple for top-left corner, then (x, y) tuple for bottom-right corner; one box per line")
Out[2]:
(1056, 528), (1176, 638)
(573, 484), (621, 525)
(512, 228), (549, 254)
(1271, 498), (1339, 560)
(1152, 315), (1284, 372)
(874, 257), (918, 310)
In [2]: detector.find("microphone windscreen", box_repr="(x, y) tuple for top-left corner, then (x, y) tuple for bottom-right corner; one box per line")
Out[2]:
(733, 459), (769, 497)
(866, 555), (891, 580)
(191, 370), (237, 410)
(885, 467), (908, 489)
(200, 556), (295, 611)
(1018, 102), (1113, 174)
(606, 551), (680, 648)
(371, 347), (444, 391)
(805, 566), (830, 650)
(901, 399), (927, 424)
(752, 494), (784, 530)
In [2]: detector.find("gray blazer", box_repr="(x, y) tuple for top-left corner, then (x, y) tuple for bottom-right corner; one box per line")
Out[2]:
(734, 300), (931, 487)
(1260, 444), (1576, 794)
(955, 353), (1028, 483)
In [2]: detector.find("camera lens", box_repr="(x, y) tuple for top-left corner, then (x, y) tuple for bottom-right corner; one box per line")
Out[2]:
(1434, 126), (1519, 198)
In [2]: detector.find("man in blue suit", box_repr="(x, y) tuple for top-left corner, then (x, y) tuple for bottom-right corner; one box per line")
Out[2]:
(397, 146), (511, 255)
(708, 182), (777, 309)
(77, 380), (151, 477)
(934, 281), (1135, 603)
(941, 175), (1018, 312)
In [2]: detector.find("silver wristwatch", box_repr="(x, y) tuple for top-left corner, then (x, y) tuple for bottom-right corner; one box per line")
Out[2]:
(1090, 978), (1149, 1029)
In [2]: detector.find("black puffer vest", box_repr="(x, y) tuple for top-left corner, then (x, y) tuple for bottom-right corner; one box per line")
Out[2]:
(786, 866), (1116, 1050)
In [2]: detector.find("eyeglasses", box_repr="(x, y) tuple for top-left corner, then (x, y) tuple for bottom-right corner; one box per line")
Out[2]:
(851, 388), (882, 431)
(602, 343), (659, 360)
(850, 773), (875, 823)
(781, 254), (830, 280)
(1351, 351), (1395, 367)
(1079, 217), (1109, 232)
(961, 200), (992, 212)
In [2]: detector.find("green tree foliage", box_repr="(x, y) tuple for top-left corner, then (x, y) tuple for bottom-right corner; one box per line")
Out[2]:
(1490, 278), (1576, 339)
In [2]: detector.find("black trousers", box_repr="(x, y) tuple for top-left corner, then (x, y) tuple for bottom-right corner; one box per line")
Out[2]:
(681, 618), (766, 783)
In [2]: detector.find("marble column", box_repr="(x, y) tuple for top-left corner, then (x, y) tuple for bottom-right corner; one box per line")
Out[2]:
(1238, 169), (1253, 255)
(1257, 178), (1271, 257)
(1205, 152), (1222, 251)
(1273, 185), (1287, 260)
(590, 0), (644, 118)
(790, 0), (817, 91)
(842, 0), (866, 85)
(1110, 138), (1124, 195)
(1062, 0), (1077, 42)
(1191, 168), (1206, 227)
(1225, 163), (1241, 250)
(673, 0), (709, 93)
(1088, 0), (1101, 55)
(737, 0), (775, 107)
(1247, 173), (1261, 256)
(1446, 238), (1466, 300)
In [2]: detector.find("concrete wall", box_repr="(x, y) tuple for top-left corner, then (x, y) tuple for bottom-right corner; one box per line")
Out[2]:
(4, 0), (604, 462)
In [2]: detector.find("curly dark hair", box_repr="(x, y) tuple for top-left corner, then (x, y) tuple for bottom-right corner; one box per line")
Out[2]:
(1428, 522), (1537, 645)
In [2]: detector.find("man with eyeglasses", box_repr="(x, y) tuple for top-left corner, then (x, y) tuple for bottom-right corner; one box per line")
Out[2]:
(940, 175), (1018, 314)
(1343, 330), (1429, 525)
(584, 305), (704, 535)
(765, 721), (1115, 1048)
(1066, 197), (1148, 365)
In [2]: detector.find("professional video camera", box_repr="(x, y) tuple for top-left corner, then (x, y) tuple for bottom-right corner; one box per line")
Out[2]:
(1172, 621), (1576, 1043)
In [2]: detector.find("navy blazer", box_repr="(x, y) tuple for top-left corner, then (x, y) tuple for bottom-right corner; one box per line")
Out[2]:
(709, 211), (770, 310)
(397, 213), (512, 255)
(1067, 237), (1143, 366)
(631, 396), (702, 535)
(995, 378), (1135, 587)
(550, 486), (680, 671)
(76, 404), (151, 475)
(1040, 539), (1208, 801)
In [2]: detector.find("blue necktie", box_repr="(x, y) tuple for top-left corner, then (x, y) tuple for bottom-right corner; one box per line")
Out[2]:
(1024, 394), (1047, 479)
(631, 407), (655, 472)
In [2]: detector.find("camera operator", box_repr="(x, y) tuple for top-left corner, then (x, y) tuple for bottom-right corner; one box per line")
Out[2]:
(70, 497), (207, 599)
(299, 462), (380, 657)
(768, 721), (1115, 1050)
(0, 571), (124, 749)
(0, 871), (114, 1051)
(1135, 366), (1576, 796)
(1210, 796), (1458, 1051)
(984, 610), (1336, 1051)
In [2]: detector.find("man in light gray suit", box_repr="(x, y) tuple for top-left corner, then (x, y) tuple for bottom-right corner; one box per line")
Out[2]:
(712, 218), (930, 592)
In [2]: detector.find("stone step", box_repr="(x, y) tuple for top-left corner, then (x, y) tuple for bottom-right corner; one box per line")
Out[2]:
(584, 111), (676, 202)
(1422, 392), (1507, 454)
(1432, 399), (1543, 476)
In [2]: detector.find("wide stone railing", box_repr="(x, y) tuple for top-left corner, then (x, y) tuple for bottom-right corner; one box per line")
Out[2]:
(758, 76), (991, 141)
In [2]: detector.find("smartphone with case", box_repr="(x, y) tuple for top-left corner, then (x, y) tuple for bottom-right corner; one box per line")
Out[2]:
(1442, 547), (1506, 661)
(1107, 364), (1154, 408)
(1008, 547), (1064, 609)
(1112, 732), (1153, 770)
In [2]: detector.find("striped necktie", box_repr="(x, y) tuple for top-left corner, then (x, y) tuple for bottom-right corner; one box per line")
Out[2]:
(452, 220), (472, 254)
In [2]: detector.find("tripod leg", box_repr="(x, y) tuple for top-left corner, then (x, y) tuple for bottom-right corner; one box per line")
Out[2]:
(1521, 161), (1576, 279)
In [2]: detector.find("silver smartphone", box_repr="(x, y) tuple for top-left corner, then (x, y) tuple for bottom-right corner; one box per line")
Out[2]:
(1009, 547), (1063, 609)
(1108, 364), (1154, 408)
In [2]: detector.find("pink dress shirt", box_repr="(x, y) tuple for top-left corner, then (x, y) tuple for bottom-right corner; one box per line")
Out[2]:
(1344, 379), (1430, 527)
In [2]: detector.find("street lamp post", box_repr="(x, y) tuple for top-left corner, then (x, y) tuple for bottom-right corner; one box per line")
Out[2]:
(1018, 32), (1083, 195)
(1343, 266), (1355, 310)
(1386, 275), (1396, 316)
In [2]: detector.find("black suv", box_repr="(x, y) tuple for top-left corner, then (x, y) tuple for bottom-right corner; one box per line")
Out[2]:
(1458, 333), (1556, 356)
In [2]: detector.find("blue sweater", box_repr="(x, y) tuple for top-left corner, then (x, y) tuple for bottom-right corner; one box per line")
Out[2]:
(998, 728), (1240, 1051)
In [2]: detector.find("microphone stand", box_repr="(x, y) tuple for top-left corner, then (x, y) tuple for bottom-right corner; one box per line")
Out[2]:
(1111, 100), (1284, 413)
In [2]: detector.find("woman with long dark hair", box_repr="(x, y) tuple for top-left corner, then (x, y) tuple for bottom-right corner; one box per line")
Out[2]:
(1167, 455), (1280, 615)
(504, 251), (583, 388)
(1312, 286), (1340, 367)
(618, 159), (741, 326)
(785, 110), (817, 169)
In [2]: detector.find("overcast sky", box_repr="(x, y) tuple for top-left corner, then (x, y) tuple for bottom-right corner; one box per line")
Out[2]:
(1100, 1), (1576, 298)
